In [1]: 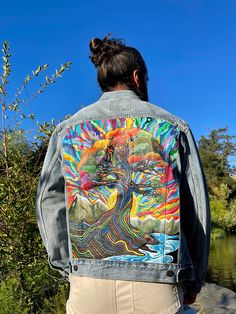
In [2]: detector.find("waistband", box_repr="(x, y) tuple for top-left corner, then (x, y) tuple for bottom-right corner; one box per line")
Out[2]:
(69, 259), (195, 284)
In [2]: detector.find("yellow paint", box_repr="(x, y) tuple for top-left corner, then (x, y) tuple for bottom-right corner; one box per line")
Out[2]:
(93, 139), (110, 149)
(64, 153), (75, 162)
(126, 117), (134, 129)
(130, 193), (142, 218)
(96, 125), (106, 135)
(107, 189), (118, 210)
(115, 240), (143, 255)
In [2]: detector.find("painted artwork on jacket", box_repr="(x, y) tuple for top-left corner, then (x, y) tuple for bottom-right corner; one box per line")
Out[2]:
(62, 117), (180, 264)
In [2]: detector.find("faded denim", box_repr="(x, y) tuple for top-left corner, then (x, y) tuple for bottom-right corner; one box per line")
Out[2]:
(36, 90), (211, 294)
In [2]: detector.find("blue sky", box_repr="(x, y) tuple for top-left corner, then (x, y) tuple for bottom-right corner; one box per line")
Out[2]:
(1, 0), (236, 143)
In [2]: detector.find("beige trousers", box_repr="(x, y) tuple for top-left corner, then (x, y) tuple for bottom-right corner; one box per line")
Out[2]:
(66, 274), (184, 314)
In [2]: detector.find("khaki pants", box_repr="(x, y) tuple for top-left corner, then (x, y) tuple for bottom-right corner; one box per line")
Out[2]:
(66, 274), (184, 314)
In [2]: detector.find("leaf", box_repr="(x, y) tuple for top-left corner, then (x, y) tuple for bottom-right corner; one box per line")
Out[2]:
(34, 66), (41, 76)
(24, 75), (31, 83)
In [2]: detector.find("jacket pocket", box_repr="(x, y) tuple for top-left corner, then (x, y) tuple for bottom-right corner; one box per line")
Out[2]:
(132, 281), (183, 314)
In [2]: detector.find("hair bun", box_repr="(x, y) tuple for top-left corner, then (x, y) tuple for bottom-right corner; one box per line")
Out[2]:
(89, 34), (124, 68)
(89, 38), (103, 54)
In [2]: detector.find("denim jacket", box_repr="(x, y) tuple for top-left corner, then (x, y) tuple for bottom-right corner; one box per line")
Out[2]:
(36, 90), (211, 293)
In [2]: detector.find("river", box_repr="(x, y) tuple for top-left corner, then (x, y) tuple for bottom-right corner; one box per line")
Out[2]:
(206, 235), (236, 292)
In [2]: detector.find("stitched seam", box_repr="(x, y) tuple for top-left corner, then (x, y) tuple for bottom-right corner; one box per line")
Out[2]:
(185, 129), (201, 220)
(163, 286), (181, 314)
(39, 154), (59, 251)
(113, 280), (118, 314)
(163, 164), (169, 263)
(187, 148), (205, 283)
(188, 159), (200, 218)
(60, 131), (73, 264)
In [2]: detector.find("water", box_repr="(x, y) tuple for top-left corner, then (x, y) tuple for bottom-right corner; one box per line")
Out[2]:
(206, 235), (236, 292)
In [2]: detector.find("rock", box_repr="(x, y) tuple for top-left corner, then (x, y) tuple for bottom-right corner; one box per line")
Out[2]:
(186, 283), (236, 313)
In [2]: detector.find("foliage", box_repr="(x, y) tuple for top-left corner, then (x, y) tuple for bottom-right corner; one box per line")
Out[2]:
(198, 127), (236, 233)
(198, 127), (236, 196)
(0, 40), (70, 313)
(0, 129), (68, 312)
(210, 227), (226, 240)
(210, 184), (236, 232)
(0, 276), (24, 314)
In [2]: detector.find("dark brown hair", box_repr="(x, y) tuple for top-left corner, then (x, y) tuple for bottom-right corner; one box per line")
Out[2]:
(89, 34), (148, 98)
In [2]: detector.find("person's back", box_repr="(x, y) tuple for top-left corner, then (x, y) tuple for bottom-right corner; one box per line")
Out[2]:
(36, 35), (211, 314)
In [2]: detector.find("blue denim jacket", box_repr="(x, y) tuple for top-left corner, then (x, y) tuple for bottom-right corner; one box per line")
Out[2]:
(36, 90), (211, 293)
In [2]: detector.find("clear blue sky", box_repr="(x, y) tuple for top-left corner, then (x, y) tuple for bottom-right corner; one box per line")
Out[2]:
(1, 0), (236, 142)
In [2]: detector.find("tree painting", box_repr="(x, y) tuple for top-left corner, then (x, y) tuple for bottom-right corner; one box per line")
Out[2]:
(62, 117), (180, 263)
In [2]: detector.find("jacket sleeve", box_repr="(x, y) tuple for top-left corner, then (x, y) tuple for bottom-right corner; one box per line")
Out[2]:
(179, 126), (211, 294)
(36, 126), (70, 278)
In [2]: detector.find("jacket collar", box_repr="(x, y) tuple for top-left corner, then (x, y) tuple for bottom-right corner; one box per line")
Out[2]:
(98, 89), (141, 101)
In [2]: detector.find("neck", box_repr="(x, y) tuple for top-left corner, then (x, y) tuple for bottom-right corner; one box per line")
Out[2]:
(107, 84), (129, 91)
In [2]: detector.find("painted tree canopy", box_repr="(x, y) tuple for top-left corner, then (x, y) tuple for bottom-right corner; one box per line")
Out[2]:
(63, 117), (180, 262)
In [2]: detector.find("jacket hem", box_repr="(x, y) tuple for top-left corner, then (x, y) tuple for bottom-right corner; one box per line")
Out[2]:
(69, 259), (195, 284)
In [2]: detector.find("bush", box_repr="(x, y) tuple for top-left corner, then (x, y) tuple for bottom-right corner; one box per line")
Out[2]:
(0, 276), (25, 314)
(211, 227), (226, 240)
(210, 184), (236, 232)
(0, 274), (69, 313)
(0, 40), (71, 312)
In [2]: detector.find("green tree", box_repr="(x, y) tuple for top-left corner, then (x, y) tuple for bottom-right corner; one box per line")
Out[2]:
(198, 127), (236, 232)
(198, 127), (236, 197)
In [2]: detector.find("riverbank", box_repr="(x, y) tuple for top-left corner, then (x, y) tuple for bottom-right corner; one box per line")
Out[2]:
(187, 283), (236, 313)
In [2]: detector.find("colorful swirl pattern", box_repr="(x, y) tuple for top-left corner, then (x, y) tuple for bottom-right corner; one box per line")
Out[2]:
(62, 117), (180, 263)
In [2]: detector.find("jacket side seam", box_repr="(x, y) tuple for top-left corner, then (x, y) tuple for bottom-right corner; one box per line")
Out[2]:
(38, 154), (60, 251)
(185, 129), (205, 285)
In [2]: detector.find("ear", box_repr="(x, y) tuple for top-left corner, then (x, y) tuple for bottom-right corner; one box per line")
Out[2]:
(132, 69), (140, 88)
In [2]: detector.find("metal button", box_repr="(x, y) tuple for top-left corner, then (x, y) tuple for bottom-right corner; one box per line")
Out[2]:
(74, 265), (78, 271)
(166, 270), (174, 277)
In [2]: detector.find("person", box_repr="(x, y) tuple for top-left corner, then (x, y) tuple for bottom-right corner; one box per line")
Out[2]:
(36, 34), (211, 314)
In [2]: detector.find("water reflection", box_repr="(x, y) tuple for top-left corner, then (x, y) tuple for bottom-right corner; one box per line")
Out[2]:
(206, 235), (236, 292)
